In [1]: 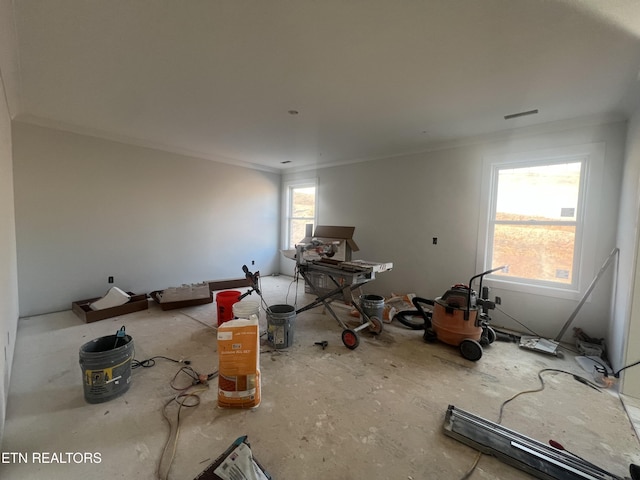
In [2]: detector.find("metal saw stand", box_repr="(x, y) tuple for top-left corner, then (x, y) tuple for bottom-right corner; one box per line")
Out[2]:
(295, 262), (383, 350)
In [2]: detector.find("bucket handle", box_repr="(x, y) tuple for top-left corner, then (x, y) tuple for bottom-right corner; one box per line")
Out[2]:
(113, 325), (126, 349)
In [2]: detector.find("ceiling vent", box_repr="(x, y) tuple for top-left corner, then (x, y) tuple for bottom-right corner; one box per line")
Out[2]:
(504, 109), (539, 120)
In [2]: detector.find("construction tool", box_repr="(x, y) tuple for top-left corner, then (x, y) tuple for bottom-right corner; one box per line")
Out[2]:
(295, 257), (392, 350)
(548, 439), (603, 471)
(394, 266), (506, 361)
(443, 405), (635, 480)
(519, 248), (619, 357)
(239, 265), (261, 299)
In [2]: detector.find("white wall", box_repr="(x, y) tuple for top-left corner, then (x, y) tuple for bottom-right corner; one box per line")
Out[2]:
(617, 110), (640, 397)
(0, 82), (17, 452)
(0, 0), (20, 444)
(283, 120), (626, 341)
(13, 123), (281, 316)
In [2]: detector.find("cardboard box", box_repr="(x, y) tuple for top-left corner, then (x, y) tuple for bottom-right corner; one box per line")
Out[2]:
(159, 282), (210, 303)
(72, 293), (148, 323)
(149, 289), (213, 310)
(207, 277), (252, 291)
(149, 277), (253, 311)
(299, 225), (359, 262)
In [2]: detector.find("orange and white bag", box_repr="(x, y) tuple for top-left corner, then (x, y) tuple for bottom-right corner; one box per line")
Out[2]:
(217, 315), (261, 409)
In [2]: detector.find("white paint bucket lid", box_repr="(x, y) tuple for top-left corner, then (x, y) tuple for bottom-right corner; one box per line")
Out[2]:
(232, 300), (260, 319)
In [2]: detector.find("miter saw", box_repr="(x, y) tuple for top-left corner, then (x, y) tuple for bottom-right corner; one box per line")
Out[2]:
(295, 238), (340, 265)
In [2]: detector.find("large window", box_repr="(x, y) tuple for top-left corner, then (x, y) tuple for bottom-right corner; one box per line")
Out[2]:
(285, 181), (317, 249)
(479, 144), (604, 298)
(490, 161), (583, 286)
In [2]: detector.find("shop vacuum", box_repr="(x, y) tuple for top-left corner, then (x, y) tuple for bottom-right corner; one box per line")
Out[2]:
(394, 266), (506, 361)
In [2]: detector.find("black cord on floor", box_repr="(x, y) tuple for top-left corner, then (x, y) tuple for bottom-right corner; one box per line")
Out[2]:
(614, 360), (640, 377)
(157, 365), (219, 480)
(460, 368), (600, 479)
(592, 357), (640, 379)
(131, 356), (191, 369)
(285, 274), (298, 308)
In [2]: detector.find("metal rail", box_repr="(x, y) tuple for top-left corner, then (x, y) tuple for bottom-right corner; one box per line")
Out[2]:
(443, 405), (625, 480)
(554, 247), (620, 342)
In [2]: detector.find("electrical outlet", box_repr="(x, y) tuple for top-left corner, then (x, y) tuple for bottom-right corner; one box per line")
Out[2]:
(108, 276), (114, 284)
(432, 237), (438, 245)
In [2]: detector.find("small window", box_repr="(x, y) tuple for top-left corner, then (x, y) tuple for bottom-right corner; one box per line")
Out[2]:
(285, 182), (317, 249)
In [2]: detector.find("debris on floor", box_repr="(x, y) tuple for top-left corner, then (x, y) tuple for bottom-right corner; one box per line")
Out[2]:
(314, 340), (328, 350)
(575, 350), (640, 390)
(349, 292), (415, 323)
(573, 327), (606, 357)
(194, 436), (272, 480)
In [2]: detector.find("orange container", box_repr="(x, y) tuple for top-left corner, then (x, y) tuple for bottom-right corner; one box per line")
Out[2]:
(217, 316), (261, 409)
(216, 290), (241, 326)
(431, 299), (482, 346)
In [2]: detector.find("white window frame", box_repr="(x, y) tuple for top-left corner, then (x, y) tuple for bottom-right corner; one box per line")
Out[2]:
(282, 178), (318, 250)
(477, 143), (604, 300)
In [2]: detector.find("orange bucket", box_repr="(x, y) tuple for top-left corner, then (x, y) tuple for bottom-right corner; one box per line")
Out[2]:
(216, 290), (241, 326)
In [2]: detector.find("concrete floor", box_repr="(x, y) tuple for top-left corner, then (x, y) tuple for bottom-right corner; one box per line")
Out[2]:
(1, 275), (640, 480)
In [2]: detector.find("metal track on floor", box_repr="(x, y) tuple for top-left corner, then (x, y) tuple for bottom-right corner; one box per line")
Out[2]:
(443, 405), (624, 480)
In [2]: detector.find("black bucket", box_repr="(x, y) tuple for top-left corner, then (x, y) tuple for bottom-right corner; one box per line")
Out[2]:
(79, 327), (134, 404)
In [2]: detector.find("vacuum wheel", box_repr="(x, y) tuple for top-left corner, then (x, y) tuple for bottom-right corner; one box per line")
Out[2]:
(460, 339), (483, 361)
(486, 327), (496, 344)
(368, 316), (383, 335)
(342, 329), (360, 350)
(480, 326), (497, 346)
(423, 327), (437, 343)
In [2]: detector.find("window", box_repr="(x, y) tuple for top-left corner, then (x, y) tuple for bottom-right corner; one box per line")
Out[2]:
(490, 161), (582, 285)
(285, 181), (317, 249)
(478, 144), (604, 298)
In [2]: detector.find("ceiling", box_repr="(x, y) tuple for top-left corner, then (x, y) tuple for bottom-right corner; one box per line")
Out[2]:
(8, 0), (640, 172)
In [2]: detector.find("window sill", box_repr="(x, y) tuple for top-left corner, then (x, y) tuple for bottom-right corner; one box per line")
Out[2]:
(484, 276), (583, 301)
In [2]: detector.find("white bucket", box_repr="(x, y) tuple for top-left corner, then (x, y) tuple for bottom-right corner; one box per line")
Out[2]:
(233, 300), (260, 320)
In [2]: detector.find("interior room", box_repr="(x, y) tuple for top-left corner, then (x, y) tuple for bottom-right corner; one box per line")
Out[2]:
(1, 1), (640, 479)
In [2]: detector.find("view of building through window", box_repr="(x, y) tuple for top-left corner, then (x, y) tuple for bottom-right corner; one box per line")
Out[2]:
(288, 185), (316, 248)
(490, 161), (582, 285)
